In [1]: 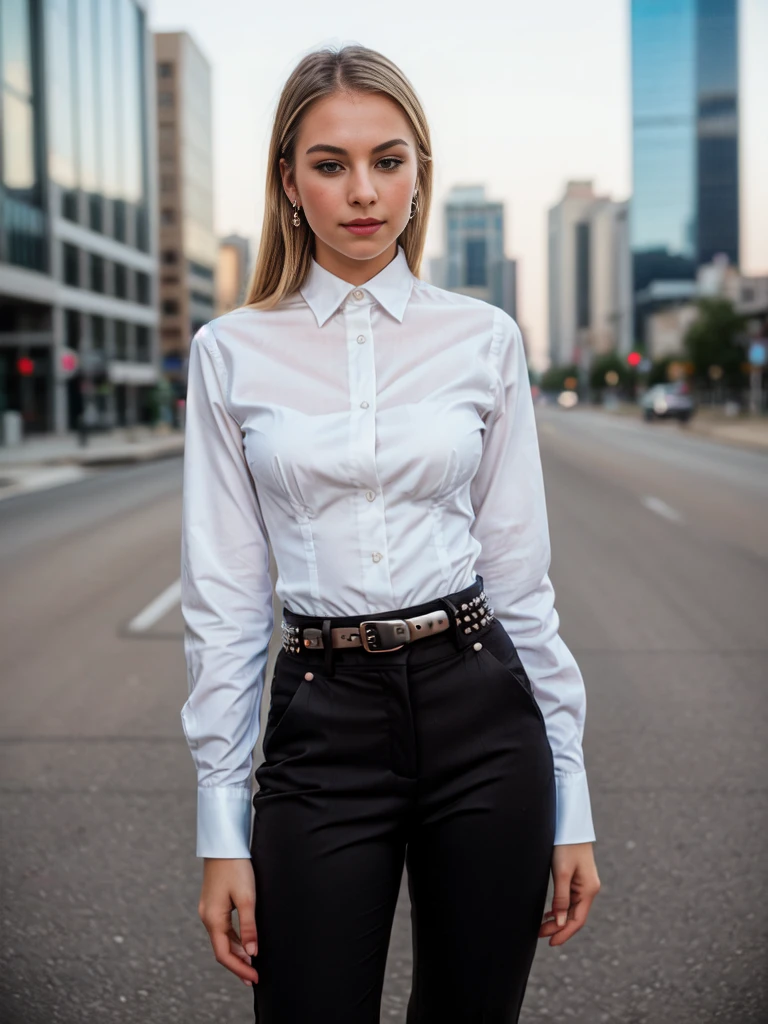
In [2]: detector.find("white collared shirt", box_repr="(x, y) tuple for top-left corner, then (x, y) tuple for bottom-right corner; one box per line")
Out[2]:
(180, 243), (596, 858)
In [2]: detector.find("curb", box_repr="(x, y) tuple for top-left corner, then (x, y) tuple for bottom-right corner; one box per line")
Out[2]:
(570, 405), (768, 454)
(0, 439), (185, 469)
(683, 423), (768, 454)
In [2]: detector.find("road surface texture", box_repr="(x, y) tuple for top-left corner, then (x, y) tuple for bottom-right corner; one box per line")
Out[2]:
(1, 407), (766, 1022)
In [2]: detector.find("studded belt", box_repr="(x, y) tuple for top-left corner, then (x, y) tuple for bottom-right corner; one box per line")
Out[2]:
(281, 588), (495, 655)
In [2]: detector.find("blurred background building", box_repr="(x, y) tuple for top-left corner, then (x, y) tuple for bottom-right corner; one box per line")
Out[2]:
(547, 181), (632, 371)
(154, 31), (216, 407)
(214, 232), (251, 316)
(0, 0), (160, 436)
(544, 0), (762, 395)
(429, 185), (519, 324)
(630, 0), (740, 346)
(645, 254), (768, 361)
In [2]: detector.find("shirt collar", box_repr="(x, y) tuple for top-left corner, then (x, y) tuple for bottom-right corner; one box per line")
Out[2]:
(299, 243), (415, 327)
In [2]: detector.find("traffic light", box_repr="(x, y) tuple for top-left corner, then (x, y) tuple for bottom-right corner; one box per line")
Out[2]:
(627, 351), (642, 368)
(16, 356), (34, 376)
(59, 347), (79, 379)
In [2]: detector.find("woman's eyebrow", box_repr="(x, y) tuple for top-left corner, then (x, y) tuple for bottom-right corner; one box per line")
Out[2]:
(305, 138), (410, 156)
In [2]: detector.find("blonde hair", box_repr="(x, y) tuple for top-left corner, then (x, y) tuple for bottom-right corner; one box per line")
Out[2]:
(244, 44), (433, 309)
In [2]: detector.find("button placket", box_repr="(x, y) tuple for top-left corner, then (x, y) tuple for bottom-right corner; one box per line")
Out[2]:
(344, 298), (392, 605)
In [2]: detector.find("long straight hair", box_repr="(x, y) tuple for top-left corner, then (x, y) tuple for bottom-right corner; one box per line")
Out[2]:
(243, 44), (433, 310)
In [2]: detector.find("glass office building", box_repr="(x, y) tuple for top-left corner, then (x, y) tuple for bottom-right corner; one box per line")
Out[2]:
(630, 0), (739, 302)
(154, 32), (216, 401)
(0, 0), (159, 435)
(431, 185), (518, 321)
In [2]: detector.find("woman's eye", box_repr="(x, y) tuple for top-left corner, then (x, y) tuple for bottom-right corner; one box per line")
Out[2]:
(315, 158), (403, 175)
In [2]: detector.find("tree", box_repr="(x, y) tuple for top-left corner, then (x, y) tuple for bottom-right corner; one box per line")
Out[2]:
(588, 352), (636, 397)
(647, 354), (684, 387)
(683, 298), (748, 387)
(540, 363), (579, 393)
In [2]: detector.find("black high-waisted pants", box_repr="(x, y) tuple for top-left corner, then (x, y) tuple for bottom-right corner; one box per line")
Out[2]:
(250, 574), (556, 1023)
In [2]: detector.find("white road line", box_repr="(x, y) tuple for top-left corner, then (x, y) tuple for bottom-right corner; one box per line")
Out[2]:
(641, 495), (685, 524)
(127, 578), (182, 633)
(0, 465), (92, 502)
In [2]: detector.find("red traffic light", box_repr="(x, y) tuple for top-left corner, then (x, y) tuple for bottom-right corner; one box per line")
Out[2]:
(58, 346), (79, 377)
(17, 356), (35, 376)
(627, 351), (642, 367)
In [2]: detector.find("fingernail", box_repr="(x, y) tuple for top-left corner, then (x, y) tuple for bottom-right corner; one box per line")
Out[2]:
(245, 942), (257, 956)
(243, 979), (252, 986)
(556, 912), (567, 927)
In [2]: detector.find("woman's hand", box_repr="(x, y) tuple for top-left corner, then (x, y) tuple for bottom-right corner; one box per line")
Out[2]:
(198, 858), (260, 986)
(539, 842), (600, 947)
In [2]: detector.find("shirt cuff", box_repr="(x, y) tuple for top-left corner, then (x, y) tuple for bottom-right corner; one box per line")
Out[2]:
(196, 785), (253, 858)
(554, 770), (596, 845)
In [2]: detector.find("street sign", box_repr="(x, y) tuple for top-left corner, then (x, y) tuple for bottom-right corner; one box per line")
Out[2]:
(748, 341), (766, 367)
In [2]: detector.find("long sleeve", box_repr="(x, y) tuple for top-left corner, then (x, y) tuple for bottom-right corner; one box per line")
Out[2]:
(469, 308), (596, 845)
(180, 322), (275, 858)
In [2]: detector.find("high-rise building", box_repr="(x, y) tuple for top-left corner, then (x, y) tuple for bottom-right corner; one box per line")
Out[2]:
(547, 181), (632, 369)
(630, 0), (739, 307)
(153, 31), (216, 399)
(429, 185), (518, 322)
(0, 0), (160, 436)
(215, 234), (251, 317)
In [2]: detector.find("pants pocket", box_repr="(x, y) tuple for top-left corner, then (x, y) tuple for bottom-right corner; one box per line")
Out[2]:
(475, 624), (546, 728)
(262, 650), (310, 754)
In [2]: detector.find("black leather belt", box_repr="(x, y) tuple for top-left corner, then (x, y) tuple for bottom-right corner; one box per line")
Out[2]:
(281, 588), (495, 655)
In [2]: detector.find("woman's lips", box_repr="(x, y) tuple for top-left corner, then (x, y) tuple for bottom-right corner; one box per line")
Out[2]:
(343, 222), (384, 235)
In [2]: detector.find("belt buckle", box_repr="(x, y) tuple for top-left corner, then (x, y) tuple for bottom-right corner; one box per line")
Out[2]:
(359, 618), (409, 652)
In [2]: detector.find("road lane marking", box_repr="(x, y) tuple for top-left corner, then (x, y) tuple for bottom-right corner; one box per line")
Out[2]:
(641, 496), (685, 523)
(0, 465), (92, 502)
(127, 578), (182, 633)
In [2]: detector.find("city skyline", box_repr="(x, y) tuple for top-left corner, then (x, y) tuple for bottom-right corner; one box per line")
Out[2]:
(149, 0), (768, 371)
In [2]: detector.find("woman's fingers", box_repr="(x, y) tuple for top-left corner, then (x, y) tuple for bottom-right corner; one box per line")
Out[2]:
(539, 902), (575, 935)
(547, 894), (593, 946)
(550, 867), (573, 928)
(226, 927), (259, 986)
(228, 926), (251, 965)
(199, 858), (259, 986)
(236, 898), (258, 958)
(209, 923), (260, 985)
(540, 844), (601, 946)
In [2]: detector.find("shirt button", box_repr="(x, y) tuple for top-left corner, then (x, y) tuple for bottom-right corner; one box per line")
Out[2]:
(357, 335), (366, 344)
(371, 551), (382, 563)
(365, 490), (376, 501)
(360, 401), (369, 409)
(353, 289), (364, 300)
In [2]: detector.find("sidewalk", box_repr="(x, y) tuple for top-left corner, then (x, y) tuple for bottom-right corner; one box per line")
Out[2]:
(0, 424), (184, 468)
(0, 425), (186, 501)
(580, 401), (768, 453)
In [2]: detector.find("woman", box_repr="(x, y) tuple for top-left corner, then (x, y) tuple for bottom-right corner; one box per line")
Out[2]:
(180, 43), (600, 1024)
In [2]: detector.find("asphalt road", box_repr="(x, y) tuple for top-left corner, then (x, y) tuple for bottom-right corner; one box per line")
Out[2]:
(1, 407), (766, 1023)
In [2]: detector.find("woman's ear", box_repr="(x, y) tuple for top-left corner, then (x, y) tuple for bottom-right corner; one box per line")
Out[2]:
(278, 158), (296, 204)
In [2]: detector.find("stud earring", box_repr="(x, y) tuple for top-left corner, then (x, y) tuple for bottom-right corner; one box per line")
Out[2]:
(292, 199), (301, 227)
(409, 187), (419, 221)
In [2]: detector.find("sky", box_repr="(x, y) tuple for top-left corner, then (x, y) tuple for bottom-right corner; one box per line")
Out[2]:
(149, 0), (767, 372)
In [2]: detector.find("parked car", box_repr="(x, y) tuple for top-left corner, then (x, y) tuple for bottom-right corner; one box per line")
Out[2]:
(639, 381), (696, 423)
